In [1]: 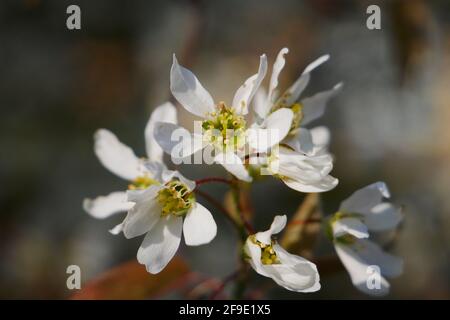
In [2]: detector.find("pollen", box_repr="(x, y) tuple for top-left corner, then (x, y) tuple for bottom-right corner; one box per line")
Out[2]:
(157, 180), (195, 217)
(250, 235), (281, 265)
(290, 103), (304, 132)
(202, 102), (246, 152)
(128, 175), (159, 190)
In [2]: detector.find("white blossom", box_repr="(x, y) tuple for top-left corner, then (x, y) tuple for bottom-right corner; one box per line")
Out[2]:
(267, 145), (338, 193)
(83, 102), (177, 221)
(244, 215), (320, 292)
(330, 182), (403, 295)
(121, 165), (216, 274)
(154, 54), (295, 182)
(252, 47), (342, 155)
(83, 101), (217, 274)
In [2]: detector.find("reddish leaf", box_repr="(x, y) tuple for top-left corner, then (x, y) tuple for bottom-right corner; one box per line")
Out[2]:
(71, 257), (190, 300)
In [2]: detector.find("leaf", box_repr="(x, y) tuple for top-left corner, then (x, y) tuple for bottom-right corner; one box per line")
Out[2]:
(280, 193), (322, 259)
(70, 256), (190, 300)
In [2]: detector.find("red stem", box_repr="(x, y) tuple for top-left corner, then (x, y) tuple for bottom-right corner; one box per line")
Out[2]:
(209, 269), (240, 300)
(193, 189), (242, 235)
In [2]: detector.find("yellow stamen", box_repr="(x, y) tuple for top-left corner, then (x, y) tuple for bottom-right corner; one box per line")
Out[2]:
(156, 180), (195, 217)
(202, 102), (246, 152)
(128, 175), (159, 190)
(249, 235), (281, 265)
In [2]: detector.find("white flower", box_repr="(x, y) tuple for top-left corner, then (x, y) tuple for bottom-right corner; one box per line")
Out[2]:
(244, 215), (320, 292)
(120, 165), (217, 274)
(83, 102), (176, 225)
(267, 145), (338, 193)
(330, 182), (403, 296)
(253, 47), (342, 155)
(83, 101), (217, 274)
(246, 48), (338, 193)
(154, 54), (294, 182)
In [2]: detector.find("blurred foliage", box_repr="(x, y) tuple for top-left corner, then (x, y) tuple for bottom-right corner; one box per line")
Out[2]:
(71, 257), (190, 300)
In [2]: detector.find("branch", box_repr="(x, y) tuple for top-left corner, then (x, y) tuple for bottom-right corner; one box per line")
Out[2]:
(209, 269), (241, 300)
(194, 189), (245, 238)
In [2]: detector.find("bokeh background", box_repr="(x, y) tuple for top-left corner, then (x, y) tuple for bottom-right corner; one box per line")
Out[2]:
(1, 0), (449, 299)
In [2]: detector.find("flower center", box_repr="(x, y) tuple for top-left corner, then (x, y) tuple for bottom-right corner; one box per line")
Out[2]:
(128, 175), (159, 190)
(156, 180), (195, 217)
(325, 211), (364, 244)
(202, 102), (246, 152)
(250, 235), (281, 265)
(290, 103), (304, 132)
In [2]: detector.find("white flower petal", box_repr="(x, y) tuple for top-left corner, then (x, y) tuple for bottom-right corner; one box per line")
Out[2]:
(255, 215), (287, 244)
(170, 55), (215, 118)
(285, 126), (331, 155)
(263, 263), (321, 293)
(271, 146), (338, 193)
(283, 54), (330, 106)
(266, 48), (289, 108)
(214, 152), (252, 182)
(267, 244), (321, 292)
(143, 161), (167, 183)
(154, 122), (204, 160)
(263, 108), (294, 143)
(137, 215), (183, 274)
(123, 186), (162, 239)
(94, 129), (145, 181)
(145, 102), (177, 162)
(335, 242), (391, 296)
(310, 126), (330, 147)
(183, 203), (217, 246)
(109, 222), (125, 235)
(333, 217), (369, 239)
(83, 191), (133, 219)
(232, 54), (268, 115)
(340, 182), (390, 214)
(282, 175), (338, 193)
(353, 239), (403, 278)
(253, 88), (269, 122)
(301, 82), (343, 125)
(248, 108), (294, 152)
(363, 203), (403, 232)
(283, 128), (314, 154)
(303, 54), (330, 74)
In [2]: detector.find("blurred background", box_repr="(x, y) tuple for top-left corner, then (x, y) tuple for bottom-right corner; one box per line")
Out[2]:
(1, 0), (449, 299)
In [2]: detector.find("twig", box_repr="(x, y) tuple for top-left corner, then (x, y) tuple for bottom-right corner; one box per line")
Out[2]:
(194, 189), (244, 238)
(231, 180), (255, 235)
(246, 281), (275, 300)
(209, 269), (241, 300)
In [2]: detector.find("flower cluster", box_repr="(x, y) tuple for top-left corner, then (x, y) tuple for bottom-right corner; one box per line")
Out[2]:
(84, 47), (403, 297)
